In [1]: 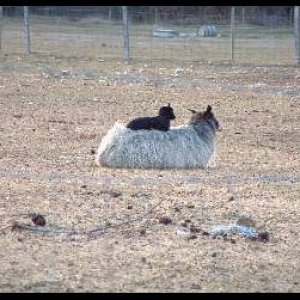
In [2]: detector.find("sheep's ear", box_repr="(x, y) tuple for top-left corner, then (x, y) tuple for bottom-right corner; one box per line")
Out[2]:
(188, 108), (197, 114)
(203, 105), (212, 116)
(206, 105), (212, 113)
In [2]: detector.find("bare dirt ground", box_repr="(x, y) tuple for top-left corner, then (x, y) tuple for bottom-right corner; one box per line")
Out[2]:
(0, 53), (300, 292)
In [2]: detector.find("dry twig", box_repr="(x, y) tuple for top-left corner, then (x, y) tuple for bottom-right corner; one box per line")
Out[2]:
(87, 197), (165, 237)
(0, 198), (165, 238)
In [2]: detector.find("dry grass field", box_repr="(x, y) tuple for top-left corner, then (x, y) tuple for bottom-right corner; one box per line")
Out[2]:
(0, 19), (300, 292)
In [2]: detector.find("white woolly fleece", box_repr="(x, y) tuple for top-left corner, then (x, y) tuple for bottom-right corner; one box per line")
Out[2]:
(96, 121), (216, 169)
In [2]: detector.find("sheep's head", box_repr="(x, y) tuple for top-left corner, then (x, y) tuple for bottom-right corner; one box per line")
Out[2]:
(159, 103), (176, 120)
(188, 105), (220, 131)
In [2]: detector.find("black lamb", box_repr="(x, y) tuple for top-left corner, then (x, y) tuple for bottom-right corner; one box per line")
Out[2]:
(126, 103), (176, 131)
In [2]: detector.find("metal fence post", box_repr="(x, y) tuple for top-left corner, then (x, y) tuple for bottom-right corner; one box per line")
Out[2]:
(0, 6), (3, 50)
(242, 7), (245, 24)
(295, 6), (300, 65)
(155, 7), (158, 24)
(24, 6), (31, 54)
(231, 6), (235, 63)
(122, 6), (130, 60)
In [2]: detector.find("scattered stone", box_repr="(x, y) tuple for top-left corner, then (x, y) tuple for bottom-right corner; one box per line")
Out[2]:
(131, 192), (150, 198)
(174, 68), (184, 75)
(61, 70), (70, 76)
(188, 234), (197, 240)
(127, 205), (133, 210)
(186, 204), (195, 208)
(180, 220), (188, 227)
(159, 216), (172, 225)
(176, 229), (190, 238)
(228, 196), (234, 201)
(202, 231), (210, 236)
(190, 225), (202, 233)
(104, 221), (112, 227)
(236, 216), (256, 228)
(99, 189), (122, 198)
(30, 213), (46, 227)
(256, 231), (270, 242)
(91, 149), (96, 155)
(212, 252), (217, 257)
(81, 185), (87, 189)
(191, 283), (202, 290)
(13, 114), (23, 118)
(139, 228), (146, 235)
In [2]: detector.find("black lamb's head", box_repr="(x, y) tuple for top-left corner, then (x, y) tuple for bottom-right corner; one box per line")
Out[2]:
(158, 103), (176, 120)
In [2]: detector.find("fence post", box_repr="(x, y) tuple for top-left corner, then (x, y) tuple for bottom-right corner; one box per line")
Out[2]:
(23, 6), (30, 54)
(242, 7), (245, 24)
(231, 6), (235, 63)
(122, 6), (130, 60)
(154, 7), (158, 24)
(295, 6), (300, 65)
(0, 6), (3, 50)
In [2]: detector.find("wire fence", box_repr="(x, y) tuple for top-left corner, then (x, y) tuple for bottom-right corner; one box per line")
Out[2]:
(0, 6), (299, 65)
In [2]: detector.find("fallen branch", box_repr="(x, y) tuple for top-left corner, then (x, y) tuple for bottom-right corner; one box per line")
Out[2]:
(12, 223), (76, 235)
(0, 224), (15, 232)
(0, 198), (165, 238)
(0, 221), (76, 235)
(87, 198), (165, 237)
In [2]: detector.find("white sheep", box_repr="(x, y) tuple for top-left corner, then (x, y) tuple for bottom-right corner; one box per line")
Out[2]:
(96, 105), (220, 169)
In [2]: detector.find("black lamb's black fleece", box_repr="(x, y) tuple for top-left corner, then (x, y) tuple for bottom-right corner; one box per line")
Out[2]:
(127, 116), (171, 131)
(126, 104), (176, 131)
